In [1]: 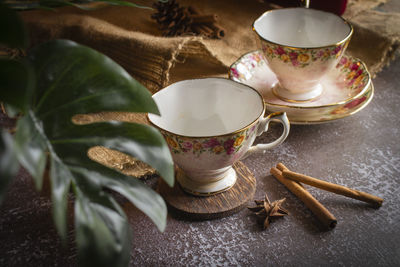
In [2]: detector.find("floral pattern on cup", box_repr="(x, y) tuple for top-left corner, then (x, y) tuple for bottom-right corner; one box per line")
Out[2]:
(229, 52), (265, 81)
(261, 42), (346, 68)
(330, 89), (371, 115)
(335, 56), (369, 93)
(163, 125), (257, 156)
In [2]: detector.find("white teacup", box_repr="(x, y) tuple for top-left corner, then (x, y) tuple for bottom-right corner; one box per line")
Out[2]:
(253, 8), (353, 102)
(148, 78), (290, 196)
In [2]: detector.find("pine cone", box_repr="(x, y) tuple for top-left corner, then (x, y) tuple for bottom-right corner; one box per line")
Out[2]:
(151, 0), (224, 38)
(151, 0), (188, 36)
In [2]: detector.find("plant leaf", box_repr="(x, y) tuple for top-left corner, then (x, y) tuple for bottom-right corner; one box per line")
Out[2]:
(73, 177), (131, 267)
(50, 157), (72, 241)
(26, 40), (173, 184)
(0, 59), (34, 113)
(0, 3), (27, 48)
(51, 121), (174, 186)
(11, 39), (174, 266)
(0, 129), (19, 204)
(72, 160), (168, 231)
(49, 121), (173, 231)
(95, 0), (152, 9)
(3, 104), (21, 118)
(15, 113), (48, 190)
(28, 40), (159, 118)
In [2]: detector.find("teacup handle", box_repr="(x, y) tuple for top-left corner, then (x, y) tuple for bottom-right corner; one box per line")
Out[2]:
(243, 112), (290, 158)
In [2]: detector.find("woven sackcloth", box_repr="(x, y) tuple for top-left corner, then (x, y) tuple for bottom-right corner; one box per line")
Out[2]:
(20, 0), (400, 177)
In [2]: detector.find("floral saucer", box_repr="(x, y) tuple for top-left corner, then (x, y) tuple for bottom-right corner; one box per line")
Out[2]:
(229, 50), (373, 124)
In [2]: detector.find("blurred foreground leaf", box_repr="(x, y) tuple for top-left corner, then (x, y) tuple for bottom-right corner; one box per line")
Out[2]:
(11, 40), (174, 267)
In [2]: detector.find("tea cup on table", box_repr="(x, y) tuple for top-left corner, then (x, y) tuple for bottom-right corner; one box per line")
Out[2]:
(148, 78), (290, 196)
(253, 7), (353, 102)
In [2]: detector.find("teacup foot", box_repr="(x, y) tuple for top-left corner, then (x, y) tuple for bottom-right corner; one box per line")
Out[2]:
(273, 83), (323, 102)
(176, 167), (237, 196)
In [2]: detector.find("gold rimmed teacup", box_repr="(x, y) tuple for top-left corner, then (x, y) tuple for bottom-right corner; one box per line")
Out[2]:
(229, 50), (373, 124)
(253, 7), (353, 102)
(148, 78), (290, 196)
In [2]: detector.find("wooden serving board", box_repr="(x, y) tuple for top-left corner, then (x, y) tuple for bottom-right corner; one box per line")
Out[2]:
(157, 161), (256, 220)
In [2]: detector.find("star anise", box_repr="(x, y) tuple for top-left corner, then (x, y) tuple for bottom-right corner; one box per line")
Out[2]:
(248, 193), (289, 229)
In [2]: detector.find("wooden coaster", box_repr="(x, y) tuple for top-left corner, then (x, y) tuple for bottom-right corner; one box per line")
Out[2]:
(157, 161), (256, 220)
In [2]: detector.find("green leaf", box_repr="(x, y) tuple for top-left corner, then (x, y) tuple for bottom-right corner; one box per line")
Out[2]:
(48, 121), (173, 232)
(28, 40), (159, 118)
(0, 129), (19, 204)
(72, 160), (168, 231)
(95, 0), (152, 9)
(11, 39), (174, 266)
(0, 59), (34, 113)
(15, 113), (48, 190)
(50, 157), (72, 241)
(0, 3), (27, 48)
(51, 121), (174, 187)
(3, 103), (21, 118)
(73, 177), (131, 267)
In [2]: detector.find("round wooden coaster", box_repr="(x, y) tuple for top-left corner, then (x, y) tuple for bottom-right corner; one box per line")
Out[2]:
(157, 161), (256, 220)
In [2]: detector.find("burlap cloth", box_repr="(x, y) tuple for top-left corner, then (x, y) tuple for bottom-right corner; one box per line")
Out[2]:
(20, 0), (400, 178)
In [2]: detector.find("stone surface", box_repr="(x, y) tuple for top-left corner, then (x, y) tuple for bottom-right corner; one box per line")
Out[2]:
(1, 1), (400, 262)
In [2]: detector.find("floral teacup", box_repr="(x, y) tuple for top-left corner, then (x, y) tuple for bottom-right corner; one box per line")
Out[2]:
(253, 8), (353, 101)
(148, 78), (290, 195)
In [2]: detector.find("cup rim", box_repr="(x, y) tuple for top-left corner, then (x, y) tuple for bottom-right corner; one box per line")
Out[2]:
(252, 7), (354, 50)
(147, 77), (266, 139)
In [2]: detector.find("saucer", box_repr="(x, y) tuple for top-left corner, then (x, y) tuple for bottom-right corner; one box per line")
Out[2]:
(229, 50), (373, 124)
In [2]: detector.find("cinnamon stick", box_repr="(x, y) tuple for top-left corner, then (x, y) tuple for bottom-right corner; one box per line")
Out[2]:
(187, 6), (224, 38)
(191, 14), (218, 24)
(188, 6), (201, 15)
(207, 23), (225, 38)
(191, 24), (213, 36)
(271, 166), (337, 229)
(280, 166), (383, 207)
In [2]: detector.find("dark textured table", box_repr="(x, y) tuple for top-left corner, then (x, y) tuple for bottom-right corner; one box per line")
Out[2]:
(1, 56), (399, 266)
(2, 2), (400, 262)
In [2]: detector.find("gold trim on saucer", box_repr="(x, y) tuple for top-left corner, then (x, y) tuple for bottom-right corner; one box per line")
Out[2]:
(281, 83), (374, 125)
